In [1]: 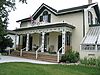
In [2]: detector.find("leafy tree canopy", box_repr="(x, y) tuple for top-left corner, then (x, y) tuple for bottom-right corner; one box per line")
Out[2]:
(0, 0), (27, 51)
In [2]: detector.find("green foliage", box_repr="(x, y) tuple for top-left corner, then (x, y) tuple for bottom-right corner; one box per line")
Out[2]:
(60, 50), (79, 63)
(0, 0), (26, 52)
(80, 57), (100, 67)
(0, 36), (13, 52)
(88, 57), (96, 65)
(96, 57), (100, 67)
(80, 57), (88, 65)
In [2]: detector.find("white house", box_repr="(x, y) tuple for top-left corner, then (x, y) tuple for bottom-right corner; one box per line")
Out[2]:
(14, 1), (100, 59)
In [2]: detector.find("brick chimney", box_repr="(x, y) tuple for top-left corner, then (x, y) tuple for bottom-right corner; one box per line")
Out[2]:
(88, 0), (92, 4)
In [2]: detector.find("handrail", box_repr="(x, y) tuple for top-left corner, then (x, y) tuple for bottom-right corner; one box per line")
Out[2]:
(5, 48), (16, 55)
(57, 47), (62, 62)
(36, 46), (42, 59)
(20, 47), (26, 56)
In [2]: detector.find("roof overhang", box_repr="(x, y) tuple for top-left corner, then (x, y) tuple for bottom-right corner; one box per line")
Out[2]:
(14, 23), (75, 31)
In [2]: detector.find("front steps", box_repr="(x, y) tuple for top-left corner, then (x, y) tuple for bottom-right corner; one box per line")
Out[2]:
(10, 51), (59, 63)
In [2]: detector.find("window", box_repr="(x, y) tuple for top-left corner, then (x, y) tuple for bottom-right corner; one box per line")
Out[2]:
(88, 11), (93, 25)
(39, 11), (51, 23)
(95, 18), (98, 24)
(66, 32), (71, 46)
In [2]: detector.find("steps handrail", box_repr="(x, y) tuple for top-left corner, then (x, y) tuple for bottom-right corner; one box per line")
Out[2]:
(20, 47), (26, 56)
(36, 46), (42, 59)
(57, 47), (62, 62)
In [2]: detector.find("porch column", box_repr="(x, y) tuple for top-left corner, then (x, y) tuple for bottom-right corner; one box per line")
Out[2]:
(41, 32), (45, 52)
(26, 34), (29, 51)
(62, 31), (66, 54)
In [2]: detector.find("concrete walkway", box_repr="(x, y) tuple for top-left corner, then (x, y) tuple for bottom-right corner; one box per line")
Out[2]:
(0, 56), (57, 64)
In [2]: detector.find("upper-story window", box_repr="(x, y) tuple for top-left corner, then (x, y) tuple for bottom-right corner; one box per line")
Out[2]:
(95, 18), (99, 24)
(39, 11), (51, 23)
(88, 11), (93, 25)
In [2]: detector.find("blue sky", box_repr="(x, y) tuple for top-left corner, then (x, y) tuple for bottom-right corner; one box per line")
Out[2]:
(8, 0), (100, 30)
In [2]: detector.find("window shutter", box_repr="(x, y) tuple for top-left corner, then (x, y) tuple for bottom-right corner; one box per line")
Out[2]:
(40, 16), (43, 22)
(48, 14), (51, 23)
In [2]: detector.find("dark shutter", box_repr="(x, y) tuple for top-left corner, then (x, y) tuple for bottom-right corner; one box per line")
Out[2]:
(48, 14), (51, 23)
(39, 16), (43, 22)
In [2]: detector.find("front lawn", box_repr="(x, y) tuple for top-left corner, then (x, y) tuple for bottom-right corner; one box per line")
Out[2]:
(0, 62), (100, 75)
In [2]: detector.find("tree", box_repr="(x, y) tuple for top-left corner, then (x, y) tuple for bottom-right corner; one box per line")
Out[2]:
(0, 0), (27, 52)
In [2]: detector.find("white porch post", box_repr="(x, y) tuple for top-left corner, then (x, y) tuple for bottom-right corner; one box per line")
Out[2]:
(26, 34), (29, 51)
(62, 31), (66, 54)
(41, 32), (45, 52)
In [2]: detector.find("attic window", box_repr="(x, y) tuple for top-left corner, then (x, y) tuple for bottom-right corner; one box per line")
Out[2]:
(39, 11), (51, 23)
(88, 11), (93, 25)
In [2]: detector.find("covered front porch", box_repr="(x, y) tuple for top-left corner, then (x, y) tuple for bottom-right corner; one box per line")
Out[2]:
(14, 23), (75, 62)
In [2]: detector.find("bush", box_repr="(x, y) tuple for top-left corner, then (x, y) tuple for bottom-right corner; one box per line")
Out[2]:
(80, 57), (88, 65)
(88, 57), (96, 65)
(60, 50), (79, 63)
(80, 57), (100, 67)
(96, 57), (100, 67)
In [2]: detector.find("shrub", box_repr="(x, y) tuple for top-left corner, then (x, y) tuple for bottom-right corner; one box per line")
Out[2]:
(88, 57), (96, 65)
(80, 57), (98, 66)
(96, 57), (100, 67)
(60, 50), (79, 63)
(80, 57), (88, 65)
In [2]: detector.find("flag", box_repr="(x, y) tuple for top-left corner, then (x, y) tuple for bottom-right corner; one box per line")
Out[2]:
(30, 16), (34, 24)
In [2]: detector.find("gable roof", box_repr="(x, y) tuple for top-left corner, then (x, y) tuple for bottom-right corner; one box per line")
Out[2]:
(16, 3), (99, 22)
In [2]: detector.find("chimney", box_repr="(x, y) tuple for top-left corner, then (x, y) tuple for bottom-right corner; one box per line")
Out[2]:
(88, 0), (92, 4)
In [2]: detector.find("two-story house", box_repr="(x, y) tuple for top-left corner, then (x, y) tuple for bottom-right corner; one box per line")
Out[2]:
(14, 1), (100, 60)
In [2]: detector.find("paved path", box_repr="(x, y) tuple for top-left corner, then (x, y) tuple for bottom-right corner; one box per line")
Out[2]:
(0, 56), (57, 64)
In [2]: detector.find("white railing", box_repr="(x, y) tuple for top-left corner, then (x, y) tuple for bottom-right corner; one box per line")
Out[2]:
(20, 47), (26, 56)
(5, 48), (16, 55)
(57, 47), (62, 62)
(36, 46), (42, 59)
(81, 45), (95, 50)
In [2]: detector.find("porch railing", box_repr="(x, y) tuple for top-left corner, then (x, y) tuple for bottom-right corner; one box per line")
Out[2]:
(20, 47), (26, 56)
(81, 45), (95, 50)
(57, 47), (62, 62)
(5, 48), (16, 55)
(36, 46), (42, 59)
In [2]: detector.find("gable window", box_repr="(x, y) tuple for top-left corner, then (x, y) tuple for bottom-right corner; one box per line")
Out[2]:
(39, 11), (51, 23)
(88, 11), (93, 25)
(95, 18), (98, 24)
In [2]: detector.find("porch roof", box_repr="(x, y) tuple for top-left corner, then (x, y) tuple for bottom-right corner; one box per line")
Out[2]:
(14, 22), (75, 31)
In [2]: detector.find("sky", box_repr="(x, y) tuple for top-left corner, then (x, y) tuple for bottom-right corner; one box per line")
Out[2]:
(8, 0), (100, 30)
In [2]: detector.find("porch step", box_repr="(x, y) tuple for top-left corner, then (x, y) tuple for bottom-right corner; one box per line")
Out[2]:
(10, 51), (36, 59)
(10, 51), (59, 63)
(10, 50), (20, 56)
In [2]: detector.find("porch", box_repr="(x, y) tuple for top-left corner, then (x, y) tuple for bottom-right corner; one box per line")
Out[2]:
(14, 22), (75, 62)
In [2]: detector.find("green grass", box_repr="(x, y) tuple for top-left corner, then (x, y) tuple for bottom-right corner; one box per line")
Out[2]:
(0, 62), (100, 75)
